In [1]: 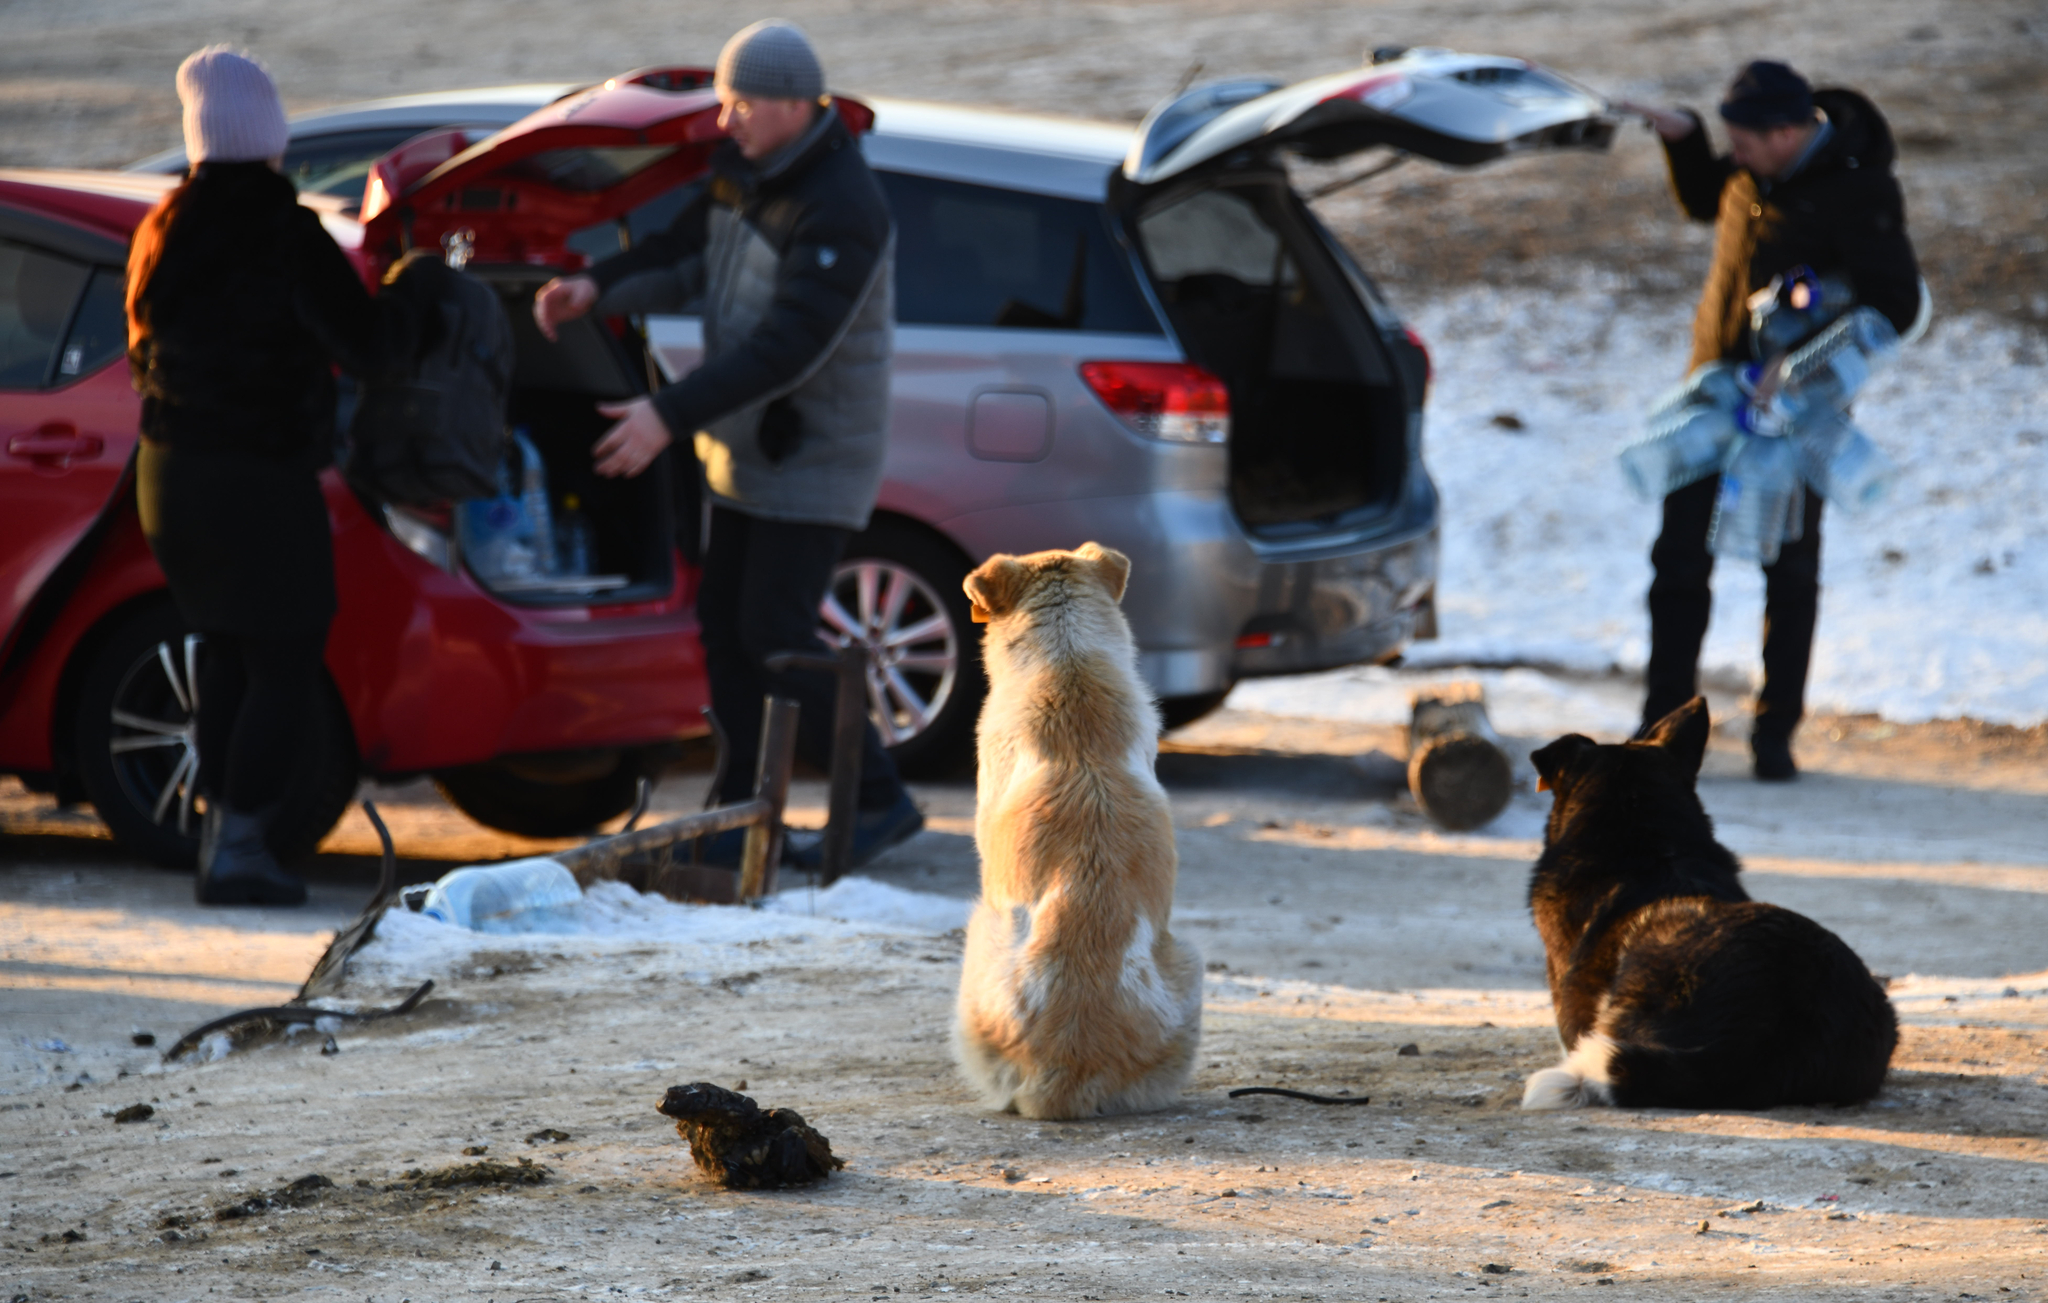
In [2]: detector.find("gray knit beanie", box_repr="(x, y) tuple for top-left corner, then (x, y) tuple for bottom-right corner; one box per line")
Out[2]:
(714, 20), (826, 101)
(177, 45), (289, 164)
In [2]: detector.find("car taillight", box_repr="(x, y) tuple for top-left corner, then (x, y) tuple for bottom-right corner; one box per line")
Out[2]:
(1079, 361), (1230, 444)
(1401, 325), (1433, 401)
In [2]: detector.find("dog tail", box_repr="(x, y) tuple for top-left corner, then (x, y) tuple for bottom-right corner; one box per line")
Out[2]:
(1521, 1033), (1618, 1110)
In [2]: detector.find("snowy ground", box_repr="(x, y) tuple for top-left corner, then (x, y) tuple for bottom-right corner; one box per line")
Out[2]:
(1245, 289), (2048, 729)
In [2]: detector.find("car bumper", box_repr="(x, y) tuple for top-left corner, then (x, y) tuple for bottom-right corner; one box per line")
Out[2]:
(936, 481), (1440, 699)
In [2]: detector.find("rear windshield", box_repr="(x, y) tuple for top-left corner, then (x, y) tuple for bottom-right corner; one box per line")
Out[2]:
(507, 146), (680, 193)
(878, 172), (1160, 334)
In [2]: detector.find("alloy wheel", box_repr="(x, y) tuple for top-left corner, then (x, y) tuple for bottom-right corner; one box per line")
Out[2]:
(107, 633), (204, 836)
(819, 559), (959, 747)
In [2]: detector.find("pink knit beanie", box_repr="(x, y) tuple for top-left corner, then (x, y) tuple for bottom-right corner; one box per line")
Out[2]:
(177, 46), (289, 164)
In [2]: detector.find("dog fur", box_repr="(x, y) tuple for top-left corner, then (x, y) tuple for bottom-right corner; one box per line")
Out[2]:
(952, 543), (1202, 1119)
(1521, 698), (1897, 1111)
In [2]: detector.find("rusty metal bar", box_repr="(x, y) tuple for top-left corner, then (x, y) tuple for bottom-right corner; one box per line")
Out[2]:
(554, 798), (772, 885)
(738, 696), (799, 901)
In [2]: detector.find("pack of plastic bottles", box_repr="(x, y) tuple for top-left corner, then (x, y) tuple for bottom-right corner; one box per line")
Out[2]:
(1618, 292), (1905, 563)
(455, 428), (597, 587)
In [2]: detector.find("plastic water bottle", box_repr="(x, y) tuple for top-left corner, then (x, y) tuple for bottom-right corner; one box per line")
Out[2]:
(1622, 403), (1739, 501)
(1622, 363), (1753, 500)
(1709, 432), (1803, 564)
(456, 450), (536, 582)
(554, 493), (594, 576)
(420, 857), (583, 934)
(1755, 308), (1900, 430)
(1795, 410), (1899, 512)
(1749, 269), (1856, 360)
(512, 428), (558, 576)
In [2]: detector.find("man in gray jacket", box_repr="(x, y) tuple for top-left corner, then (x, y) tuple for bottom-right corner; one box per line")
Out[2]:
(534, 19), (919, 864)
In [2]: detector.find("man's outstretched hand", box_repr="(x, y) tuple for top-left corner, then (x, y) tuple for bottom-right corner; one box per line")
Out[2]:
(1615, 100), (1697, 143)
(593, 398), (674, 478)
(533, 274), (599, 342)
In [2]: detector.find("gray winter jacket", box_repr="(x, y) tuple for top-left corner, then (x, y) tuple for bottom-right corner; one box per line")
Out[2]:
(587, 106), (894, 530)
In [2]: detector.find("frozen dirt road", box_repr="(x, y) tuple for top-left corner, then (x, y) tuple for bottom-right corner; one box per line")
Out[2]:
(5, 683), (2045, 1301)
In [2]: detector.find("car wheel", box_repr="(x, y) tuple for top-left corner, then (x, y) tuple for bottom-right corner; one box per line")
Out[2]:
(73, 598), (359, 869)
(823, 523), (982, 778)
(1159, 687), (1234, 732)
(434, 753), (643, 839)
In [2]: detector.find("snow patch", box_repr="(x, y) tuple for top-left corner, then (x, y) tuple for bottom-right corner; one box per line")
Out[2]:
(762, 875), (972, 933)
(347, 877), (970, 983)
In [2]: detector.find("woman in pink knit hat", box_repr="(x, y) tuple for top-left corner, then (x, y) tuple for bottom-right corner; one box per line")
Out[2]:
(126, 47), (433, 905)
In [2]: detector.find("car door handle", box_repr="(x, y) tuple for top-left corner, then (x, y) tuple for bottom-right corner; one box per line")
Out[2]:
(8, 425), (105, 467)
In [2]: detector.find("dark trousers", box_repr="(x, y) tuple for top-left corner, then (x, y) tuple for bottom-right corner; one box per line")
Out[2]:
(196, 627), (328, 814)
(1644, 475), (1823, 741)
(697, 506), (903, 810)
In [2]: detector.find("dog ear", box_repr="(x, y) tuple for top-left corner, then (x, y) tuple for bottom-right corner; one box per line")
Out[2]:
(1641, 696), (1710, 778)
(1530, 734), (1597, 794)
(963, 556), (1028, 623)
(1075, 542), (1131, 602)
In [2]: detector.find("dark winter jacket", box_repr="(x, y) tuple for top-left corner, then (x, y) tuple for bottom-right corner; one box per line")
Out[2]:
(1660, 88), (1921, 370)
(585, 107), (894, 530)
(126, 162), (426, 635)
(126, 161), (419, 461)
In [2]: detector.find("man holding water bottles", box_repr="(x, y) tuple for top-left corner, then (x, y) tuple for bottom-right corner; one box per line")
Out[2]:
(1620, 60), (1921, 780)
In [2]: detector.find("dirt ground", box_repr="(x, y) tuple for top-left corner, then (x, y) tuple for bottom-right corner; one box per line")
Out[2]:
(5, 679), (2046, 1302)
(2, 0), (2043, 324)
(4, 2), (2047, 1297)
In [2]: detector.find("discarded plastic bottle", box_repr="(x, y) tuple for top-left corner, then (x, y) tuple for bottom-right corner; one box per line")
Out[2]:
(1796, 410), (1899, 512)
(512, 428), (558, 576)
(420, 857), (583, 934)
(1755, 308), (1900, 431)
(554, 493), (594, 577)
(1709, 432), (1804, 564)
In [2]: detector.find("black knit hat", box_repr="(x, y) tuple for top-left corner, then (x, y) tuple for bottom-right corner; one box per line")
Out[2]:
(1718, 60), (1815, 128)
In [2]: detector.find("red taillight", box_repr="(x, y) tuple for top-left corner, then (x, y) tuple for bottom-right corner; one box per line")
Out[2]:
(1401, 325), (1433, 401)
(1079, 361), (1230, 445)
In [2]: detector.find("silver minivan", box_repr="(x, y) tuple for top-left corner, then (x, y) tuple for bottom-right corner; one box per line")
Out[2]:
(135, 49), (1613, 775)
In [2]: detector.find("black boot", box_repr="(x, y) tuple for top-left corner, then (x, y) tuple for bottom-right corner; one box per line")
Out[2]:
(195, 804), (307, 906)
(1752, 731), (1799, 783)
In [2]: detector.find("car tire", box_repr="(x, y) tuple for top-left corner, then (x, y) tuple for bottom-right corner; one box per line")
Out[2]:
(826, 521), (982, 779)
(434, 753), (643, 839)
(73, 598), (359, 869)
(1158, 688), (1234, 732)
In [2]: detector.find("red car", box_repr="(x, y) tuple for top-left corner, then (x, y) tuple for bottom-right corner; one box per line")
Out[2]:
(0, 70), (813, 865)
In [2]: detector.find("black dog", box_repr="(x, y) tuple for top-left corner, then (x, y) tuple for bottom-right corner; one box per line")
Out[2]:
(1522, 698), (1896, 1110)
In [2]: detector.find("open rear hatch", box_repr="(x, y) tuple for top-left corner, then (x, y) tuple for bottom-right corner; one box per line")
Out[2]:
(355, 73), (873, 603)
(1119, 49), (1612, 540)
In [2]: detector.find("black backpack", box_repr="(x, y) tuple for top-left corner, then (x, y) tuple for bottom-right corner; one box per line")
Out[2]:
(346, 252), (513, 506)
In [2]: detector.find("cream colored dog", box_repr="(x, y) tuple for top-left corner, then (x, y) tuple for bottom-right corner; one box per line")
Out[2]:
(953, 542), (1201, 1119)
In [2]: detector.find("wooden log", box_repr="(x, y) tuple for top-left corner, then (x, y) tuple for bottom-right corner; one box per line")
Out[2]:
(1407, 682), (1513, 831)
(738, 696), (799, 902)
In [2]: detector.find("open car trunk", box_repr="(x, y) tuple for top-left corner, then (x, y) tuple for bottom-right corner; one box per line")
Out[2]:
(1119, 48), (1613, 538)
(1132, 176), (1408, 536)
(352, 70), (878, 601)
(460, 263), (674, 606)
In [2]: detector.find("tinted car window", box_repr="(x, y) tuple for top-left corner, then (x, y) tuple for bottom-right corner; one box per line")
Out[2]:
(566, 183), (702, 268)
(55, 267), (127, 383)
(1138, 188), (1285, 286)
(0, 240), (90, 390)
(879, 172), (1159, 333)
